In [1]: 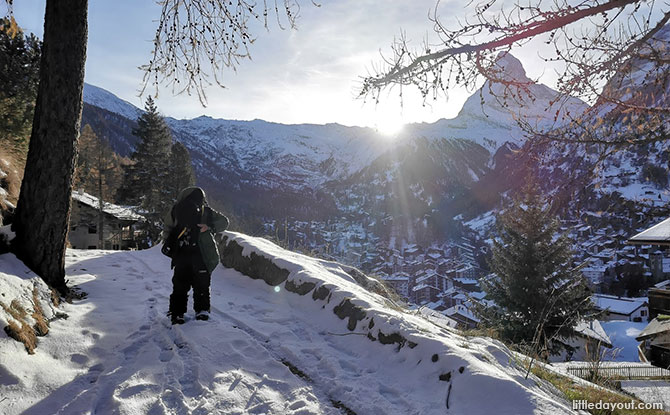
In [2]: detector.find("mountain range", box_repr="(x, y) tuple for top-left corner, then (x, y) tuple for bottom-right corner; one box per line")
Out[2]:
(81, 47), (670, 248)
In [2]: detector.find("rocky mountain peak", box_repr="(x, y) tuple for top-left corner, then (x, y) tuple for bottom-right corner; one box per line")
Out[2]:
(492, 51), (530, 83)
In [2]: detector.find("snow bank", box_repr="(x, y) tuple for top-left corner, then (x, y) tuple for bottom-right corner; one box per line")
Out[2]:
(219, 231), (576, 414)
(0, 253), (59, 354)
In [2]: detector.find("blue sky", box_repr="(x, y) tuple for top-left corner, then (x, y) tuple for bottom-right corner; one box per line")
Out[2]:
(9, 1), (562, 132)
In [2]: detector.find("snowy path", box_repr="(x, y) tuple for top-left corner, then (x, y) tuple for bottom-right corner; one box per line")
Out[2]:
(1, 245), (577, 415)
(2, 249), (333, 415)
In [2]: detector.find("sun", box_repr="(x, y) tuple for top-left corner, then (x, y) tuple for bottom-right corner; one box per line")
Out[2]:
(375, 115), (405, 137)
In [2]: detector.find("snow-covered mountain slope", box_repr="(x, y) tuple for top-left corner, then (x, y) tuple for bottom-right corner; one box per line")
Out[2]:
(83, 83), (143, 122)
(165, 116), (397, 189)
(596, 24), (670, 116)
(0, 235), (577, 415)
(500, 26), (670, 215)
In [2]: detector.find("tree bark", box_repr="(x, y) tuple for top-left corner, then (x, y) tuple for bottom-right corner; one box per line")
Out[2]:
(13, 0), (88, 293)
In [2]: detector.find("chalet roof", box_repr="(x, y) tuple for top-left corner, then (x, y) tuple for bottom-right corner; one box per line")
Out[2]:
(72, 190), (144, 222)
(591, 294), (647, 316)
(581, 266), (606, 273)
(404, 245), (421, 254)
(443, 304), (480, 323)
(573, 320), (612, 347)
(469, 291), (487, 301)
(416, 274), (434, 284)
(419, 307), (458, 329)
(636, 317), (670, 341)
(628, 217), (670, 246)
(654, 279), (670, 289)
(454, 277), (479, 285)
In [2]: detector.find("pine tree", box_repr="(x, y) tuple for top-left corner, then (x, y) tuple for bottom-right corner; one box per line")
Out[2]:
(117, 96), (173, 245)
(166, 141), (196, 202)
(0, 17), (41, 150)
(477, 186), (593, 357)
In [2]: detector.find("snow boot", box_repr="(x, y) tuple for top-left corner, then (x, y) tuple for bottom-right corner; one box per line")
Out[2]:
(171, 314), (185, 325)
(195, 311), (210, 321)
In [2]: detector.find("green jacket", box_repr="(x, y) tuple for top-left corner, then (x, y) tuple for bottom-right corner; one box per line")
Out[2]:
(163, 187), (229, 273)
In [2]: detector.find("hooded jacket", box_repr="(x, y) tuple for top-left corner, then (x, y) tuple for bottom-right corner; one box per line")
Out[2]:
(163, 187), (229, 273)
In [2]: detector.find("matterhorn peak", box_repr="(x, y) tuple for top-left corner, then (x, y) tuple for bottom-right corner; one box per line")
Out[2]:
(492, 52), (530, 83)
(452, 51), (587, 149)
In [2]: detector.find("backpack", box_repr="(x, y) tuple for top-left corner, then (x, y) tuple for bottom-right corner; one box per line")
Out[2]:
(161, 189), (205, 259)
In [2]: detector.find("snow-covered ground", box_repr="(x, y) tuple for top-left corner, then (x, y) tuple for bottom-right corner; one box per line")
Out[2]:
(620, 380), (670, 411)
(0, 233), (579, 414)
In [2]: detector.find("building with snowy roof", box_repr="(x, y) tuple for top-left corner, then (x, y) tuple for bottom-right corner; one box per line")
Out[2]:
(628, 217), (670, 246)
(453, 276), (480, 292)
(551, 320), (613, 363)
(69, 190), (145, 250)
(412, 283), (441, 305)
(636, 317), (670, 368)
(381, 274), (410, 299)
(581, 266), (607, 286)
(591, 294), (649, 322)
(443, 304), (479, 330)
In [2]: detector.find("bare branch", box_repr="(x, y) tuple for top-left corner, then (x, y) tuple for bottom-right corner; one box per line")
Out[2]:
(141, 0), (307, 106)
(360, 0), (641, 97)
(360, 0), (670, 150)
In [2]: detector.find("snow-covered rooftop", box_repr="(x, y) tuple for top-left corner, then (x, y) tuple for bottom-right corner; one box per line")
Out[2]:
(72, 190), (144, 222)
(591, 294), (647, 316)
(573, 320), (612, 347)
(636, 317), (670, 341)
(628, 216), (670, 246)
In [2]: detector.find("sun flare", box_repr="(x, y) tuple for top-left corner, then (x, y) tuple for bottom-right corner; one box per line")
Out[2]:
(375, 116), (405, 137)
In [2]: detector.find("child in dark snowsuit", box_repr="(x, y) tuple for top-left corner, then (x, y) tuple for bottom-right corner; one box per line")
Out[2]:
(162, 187), (229, 325)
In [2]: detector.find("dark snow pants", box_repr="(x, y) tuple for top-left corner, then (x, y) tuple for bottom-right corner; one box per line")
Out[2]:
(169, 252), (211, 316)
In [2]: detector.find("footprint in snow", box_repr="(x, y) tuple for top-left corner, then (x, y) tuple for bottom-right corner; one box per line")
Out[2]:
(154, 333), (175, 363)
(70, 353), (89, 365)
(85, 363), (105, 384)
(117, 383), (162, 399)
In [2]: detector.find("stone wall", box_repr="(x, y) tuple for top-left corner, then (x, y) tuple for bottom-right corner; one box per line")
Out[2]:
(218, 235), (418, 352)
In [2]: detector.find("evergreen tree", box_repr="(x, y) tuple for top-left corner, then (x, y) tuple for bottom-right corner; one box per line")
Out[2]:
(166, 141), (196, 202)
(0, 17), (41, 150)
(117, 96), (173, 245)
(477, 186), (594, 357)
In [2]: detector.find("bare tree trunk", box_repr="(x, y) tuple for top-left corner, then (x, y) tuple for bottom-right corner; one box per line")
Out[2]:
(13, 0), (88, 294)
